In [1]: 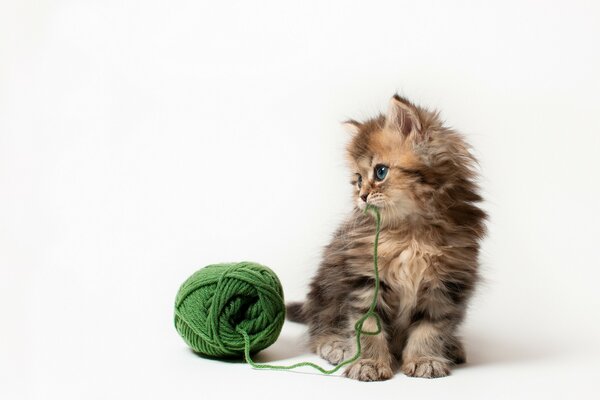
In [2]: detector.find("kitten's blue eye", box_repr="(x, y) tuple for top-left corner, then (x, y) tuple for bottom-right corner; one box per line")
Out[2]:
(375, 165), (388, 181)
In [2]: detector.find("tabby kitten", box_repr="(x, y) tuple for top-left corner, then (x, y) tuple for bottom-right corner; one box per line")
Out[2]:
(287, 94), (486, 381)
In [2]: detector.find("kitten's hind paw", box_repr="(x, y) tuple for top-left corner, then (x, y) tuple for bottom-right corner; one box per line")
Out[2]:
(344, 359), (394, 382)
(402, 357), (450, 378)
(317, 339), (353, 365)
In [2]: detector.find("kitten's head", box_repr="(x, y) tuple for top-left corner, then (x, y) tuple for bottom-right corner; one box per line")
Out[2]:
(346, 95), (484, 230)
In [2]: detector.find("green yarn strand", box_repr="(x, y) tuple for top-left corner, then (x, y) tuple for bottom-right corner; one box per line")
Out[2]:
(240, 205), (383, 374)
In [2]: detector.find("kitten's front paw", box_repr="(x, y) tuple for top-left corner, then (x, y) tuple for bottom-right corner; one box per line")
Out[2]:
(402, 357), (450, 378)
(317, 340), (352, 365)
(344, 359), (394, 382)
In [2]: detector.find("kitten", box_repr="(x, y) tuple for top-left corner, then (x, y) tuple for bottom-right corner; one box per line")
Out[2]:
(287, 94), (486, 381)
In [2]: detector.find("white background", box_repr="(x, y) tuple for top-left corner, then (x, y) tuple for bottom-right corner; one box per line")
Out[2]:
(2, 1), (600, 399)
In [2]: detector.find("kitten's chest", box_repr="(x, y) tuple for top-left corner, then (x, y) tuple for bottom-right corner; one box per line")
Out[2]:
(377, 236), (442, 314)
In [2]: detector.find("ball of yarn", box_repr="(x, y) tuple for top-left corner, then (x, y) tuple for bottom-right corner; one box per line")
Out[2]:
(174, 262), (285, 358)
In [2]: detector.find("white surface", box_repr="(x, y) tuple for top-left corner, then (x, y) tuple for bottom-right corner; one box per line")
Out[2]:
(2, 1), (600, 399)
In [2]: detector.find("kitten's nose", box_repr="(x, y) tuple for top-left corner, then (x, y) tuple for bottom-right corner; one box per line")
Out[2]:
(360, 193), (369, 202)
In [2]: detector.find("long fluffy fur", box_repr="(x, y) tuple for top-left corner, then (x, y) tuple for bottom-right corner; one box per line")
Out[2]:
(288, 94), (486, 381)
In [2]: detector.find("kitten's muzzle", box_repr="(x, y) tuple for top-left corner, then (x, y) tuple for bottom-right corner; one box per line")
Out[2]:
(360, 193), (369, 202)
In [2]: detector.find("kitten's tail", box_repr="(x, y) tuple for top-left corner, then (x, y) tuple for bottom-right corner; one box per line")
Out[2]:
(285, 301), (307, 324)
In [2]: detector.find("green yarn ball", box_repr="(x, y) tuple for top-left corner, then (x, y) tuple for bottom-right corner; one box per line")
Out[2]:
(174, 262), (286, 358)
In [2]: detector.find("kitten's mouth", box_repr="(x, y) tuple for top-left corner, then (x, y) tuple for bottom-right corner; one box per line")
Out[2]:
(358, 200), (383, 211)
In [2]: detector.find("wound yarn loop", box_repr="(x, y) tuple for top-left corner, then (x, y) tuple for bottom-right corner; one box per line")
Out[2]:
(174, 262), (285, 357)
(174, 205), (382, 375)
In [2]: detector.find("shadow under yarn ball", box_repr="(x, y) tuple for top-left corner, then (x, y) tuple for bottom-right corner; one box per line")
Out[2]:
(174, 262), (286, 358)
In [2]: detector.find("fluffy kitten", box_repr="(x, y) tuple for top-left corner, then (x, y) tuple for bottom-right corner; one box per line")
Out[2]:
(287, 94), (486, 381)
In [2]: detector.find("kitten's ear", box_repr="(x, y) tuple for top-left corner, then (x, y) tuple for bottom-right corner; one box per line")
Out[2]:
(342, 119), (362, 135)
(385, 94), (422, 136)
